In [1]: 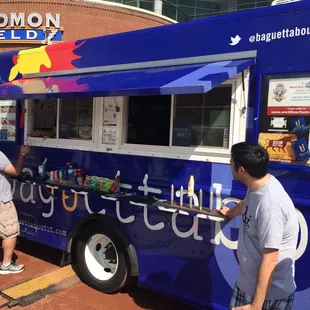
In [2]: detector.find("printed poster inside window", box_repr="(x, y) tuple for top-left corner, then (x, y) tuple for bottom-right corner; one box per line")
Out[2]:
(258, 133), (297, 163)
(259, 115), (310, 164)
(102, 126), (117, 145)
(260, 77), (310, 165)
(0, 100), (16, 142)
(267, 77), (310, 116)
(102, 97), (120, 145)
(103, 98), (117, 126)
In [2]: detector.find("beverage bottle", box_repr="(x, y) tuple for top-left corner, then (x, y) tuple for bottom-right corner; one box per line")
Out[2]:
(68, 164), (74, 182)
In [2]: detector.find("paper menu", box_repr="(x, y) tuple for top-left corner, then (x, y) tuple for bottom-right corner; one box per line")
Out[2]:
(102, 126), (117, 145)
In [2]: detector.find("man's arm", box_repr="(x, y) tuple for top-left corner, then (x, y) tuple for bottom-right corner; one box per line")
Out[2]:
(3, 153), (26, 176)
(2, 145), (31, 177)
(251, 248), (279, 309)
(220, 199), (244, 218)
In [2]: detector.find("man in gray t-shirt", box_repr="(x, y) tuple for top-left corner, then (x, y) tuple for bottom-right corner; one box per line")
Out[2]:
(220, 142), (299, 310)
(0, 145), (30, 275)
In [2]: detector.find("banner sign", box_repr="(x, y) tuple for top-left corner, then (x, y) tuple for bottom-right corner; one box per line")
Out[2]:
(0, 13), (63, 45)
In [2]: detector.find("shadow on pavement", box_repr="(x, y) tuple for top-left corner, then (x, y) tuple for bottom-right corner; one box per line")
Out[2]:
(0, 237), (63, 266)
(123, 285), (200, 310)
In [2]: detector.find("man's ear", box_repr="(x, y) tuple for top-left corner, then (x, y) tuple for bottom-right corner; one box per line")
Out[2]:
(239, 166), (245, 174)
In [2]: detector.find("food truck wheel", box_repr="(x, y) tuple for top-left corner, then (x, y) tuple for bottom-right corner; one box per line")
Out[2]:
(75, 223), (130, 293)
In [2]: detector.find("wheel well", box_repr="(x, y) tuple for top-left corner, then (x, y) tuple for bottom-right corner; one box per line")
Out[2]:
(67, 214), (139, 277)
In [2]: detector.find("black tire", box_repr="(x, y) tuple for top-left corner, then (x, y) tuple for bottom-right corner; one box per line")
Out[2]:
(74, 221), (131, 294)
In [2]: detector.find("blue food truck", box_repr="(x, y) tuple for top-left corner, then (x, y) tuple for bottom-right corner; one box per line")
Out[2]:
(0, 0), (309, 309)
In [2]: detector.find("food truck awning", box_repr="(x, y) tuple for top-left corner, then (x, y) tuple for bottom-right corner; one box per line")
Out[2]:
(0, 58), (255, 99)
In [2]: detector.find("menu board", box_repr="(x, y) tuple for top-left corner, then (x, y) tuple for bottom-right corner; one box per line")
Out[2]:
(268, 78), (310, 116)
(0, 100), (16, 142)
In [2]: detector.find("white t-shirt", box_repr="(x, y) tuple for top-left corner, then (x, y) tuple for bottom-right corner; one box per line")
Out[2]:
(237, 175), (299, 300)
(0, 151), (12, 203)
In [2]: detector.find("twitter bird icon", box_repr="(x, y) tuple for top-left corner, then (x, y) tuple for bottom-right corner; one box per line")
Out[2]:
(229, 35), (241, 46)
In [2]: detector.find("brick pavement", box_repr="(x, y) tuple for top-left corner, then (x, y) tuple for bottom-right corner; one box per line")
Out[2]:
(0, 239), (198, 310)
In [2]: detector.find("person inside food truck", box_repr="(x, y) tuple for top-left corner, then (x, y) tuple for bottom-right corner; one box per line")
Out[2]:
(30, 99), (56, 139)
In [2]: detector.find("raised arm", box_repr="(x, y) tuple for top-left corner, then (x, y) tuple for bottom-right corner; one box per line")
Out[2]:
(2, 145), (31, 176)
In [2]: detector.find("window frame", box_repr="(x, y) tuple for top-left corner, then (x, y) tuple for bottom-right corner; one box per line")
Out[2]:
(25, 97), (100, 150)
(119, 70), (249, 164)
(24, 70), (250, 165)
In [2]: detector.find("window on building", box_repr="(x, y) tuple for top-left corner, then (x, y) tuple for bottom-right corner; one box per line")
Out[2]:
(177, 5), (195, 21)
(162, 0), (222, 21)
(140, 0), (154, 11)
(124, 85), (234, 149)
(162, 1), (177, 20)
(28, 98), (94, 141)
(123, 0), (139, 7)
(110, 0), (223, 21)
(259, 74), (310, 167)
(237, 0), (270, 11)
(194, 0), (221, 19)
(110, 0), (269, 22)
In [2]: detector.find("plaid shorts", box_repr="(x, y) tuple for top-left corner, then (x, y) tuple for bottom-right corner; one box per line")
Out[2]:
(230, 283), (295, 310)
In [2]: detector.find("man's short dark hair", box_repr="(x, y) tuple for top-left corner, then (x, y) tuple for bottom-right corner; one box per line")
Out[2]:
(231, 142), (269, 178)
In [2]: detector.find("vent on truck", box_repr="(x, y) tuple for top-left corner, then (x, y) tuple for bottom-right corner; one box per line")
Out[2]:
(271, 0), (301, 5)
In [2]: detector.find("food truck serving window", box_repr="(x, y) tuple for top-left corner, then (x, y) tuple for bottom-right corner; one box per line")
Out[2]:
(24, 71), (248, 163)
(173, 86), (232, 148)
(126, 95), (171, 146)
(259, 74), (310, 166)
(122, 81), (241, 155)
(27, 98), (94, 141)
